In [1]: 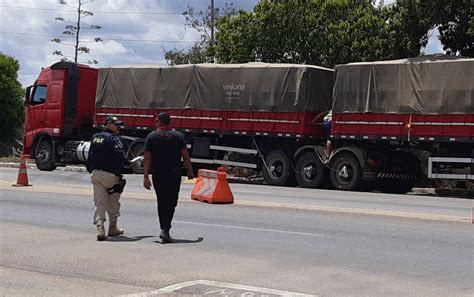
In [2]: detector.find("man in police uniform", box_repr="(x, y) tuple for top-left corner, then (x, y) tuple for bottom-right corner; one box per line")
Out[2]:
(143, 112), (194, 243)
(89, 116), (129, 241)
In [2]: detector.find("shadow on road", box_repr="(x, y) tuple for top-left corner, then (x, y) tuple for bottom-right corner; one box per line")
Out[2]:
(106, 235), (155, 242)
(154, 237), (204, 244)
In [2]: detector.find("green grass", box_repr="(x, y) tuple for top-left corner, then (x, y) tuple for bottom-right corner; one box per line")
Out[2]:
(0, 156), (20, 163)
(0, 156), (34, 163)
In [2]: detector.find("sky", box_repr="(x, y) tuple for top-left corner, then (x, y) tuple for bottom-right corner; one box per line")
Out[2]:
(1, 0), (444, 88)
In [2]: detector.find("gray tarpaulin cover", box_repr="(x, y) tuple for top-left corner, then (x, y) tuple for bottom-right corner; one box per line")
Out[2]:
(96, 63), (334, 112)
(332, 55), (474, 114)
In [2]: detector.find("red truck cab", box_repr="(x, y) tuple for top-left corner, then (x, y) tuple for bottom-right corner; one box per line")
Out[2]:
(24, 62), (98, 170)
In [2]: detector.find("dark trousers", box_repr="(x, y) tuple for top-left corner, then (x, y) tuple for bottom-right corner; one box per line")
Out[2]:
(152, 171), (182, 231)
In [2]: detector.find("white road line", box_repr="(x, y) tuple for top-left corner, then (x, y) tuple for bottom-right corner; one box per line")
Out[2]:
(120, 279), (316, 296)
(175, 220), (326, 237)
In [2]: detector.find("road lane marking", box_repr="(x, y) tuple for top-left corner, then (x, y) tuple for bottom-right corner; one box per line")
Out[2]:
(176, 220), (326, 237)
(0, 179), (470, 223)
(119, 279), (316, 296)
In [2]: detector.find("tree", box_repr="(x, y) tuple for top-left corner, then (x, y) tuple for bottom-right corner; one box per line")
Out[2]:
(164, 44), (208, 65)
(164, 3), (237, 65)
(0, 53), (24, 143)
(215, 0), (403, 67)
(386, 0), (472, 57)
(52, 0), (102, 64)
(169, 0), (472, 66)
(384, 0), (434, 57)
(214, 0), (473, 66)
(434, 0), (473, 56)
(213, 10), (257, 63)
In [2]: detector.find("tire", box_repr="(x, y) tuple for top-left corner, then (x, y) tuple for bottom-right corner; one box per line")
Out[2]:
(262, 150), (292, 186)
(35, 140), (57, 171)
(129, 143), (144, 159)
(329, 153), (361, 191)
(295, 152), (325, 188)
(129, 143), (145, 174)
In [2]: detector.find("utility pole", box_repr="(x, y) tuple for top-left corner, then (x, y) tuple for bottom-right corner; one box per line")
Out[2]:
(75, 0), (82, 63)
(210, 0), (215, 63)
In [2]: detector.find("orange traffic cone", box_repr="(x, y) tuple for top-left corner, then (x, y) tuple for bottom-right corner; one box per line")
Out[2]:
(12, 154), (31, 187)
(191, 167), (234, 204)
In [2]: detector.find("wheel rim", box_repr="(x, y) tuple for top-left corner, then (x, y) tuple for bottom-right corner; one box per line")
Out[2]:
(37, 149), (50, 164)
(302, 163), (317, 181)
(336, 164), (353, 185)
(134, 156), (144, 171)
(268, 159), (284, 179)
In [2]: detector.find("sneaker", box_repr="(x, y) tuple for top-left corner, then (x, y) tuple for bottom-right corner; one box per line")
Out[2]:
(159, 230), (173, 243)
(97, 224), (106, 241)
(108, 225), (125, 237)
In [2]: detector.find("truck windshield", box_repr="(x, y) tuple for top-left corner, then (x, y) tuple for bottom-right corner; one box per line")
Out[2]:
(31, 85), (47, 105)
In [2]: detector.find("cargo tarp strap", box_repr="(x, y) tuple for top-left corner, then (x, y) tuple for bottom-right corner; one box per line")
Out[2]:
(252, 137), (271, 173)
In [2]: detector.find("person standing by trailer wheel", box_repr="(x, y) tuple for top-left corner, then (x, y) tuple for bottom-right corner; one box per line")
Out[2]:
(322, 110), (333, 163)
(143, 112), (194, 243)
(89, 116), (130, 241)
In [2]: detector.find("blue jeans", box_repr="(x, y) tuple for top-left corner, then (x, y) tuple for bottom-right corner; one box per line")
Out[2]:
(322, 121), (331, 140)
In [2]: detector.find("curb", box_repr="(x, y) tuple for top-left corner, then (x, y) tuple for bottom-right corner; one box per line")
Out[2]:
(227, 176), (265, 185)
(410, 187), (436, 195)
(0, 162), (88, 172)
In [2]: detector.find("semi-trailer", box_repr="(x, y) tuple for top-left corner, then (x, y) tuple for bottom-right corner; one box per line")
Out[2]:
(23, 56), (473, 194)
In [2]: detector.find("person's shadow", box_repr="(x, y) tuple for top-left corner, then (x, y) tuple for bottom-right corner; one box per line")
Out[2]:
(106, 235), (155, 242)
(154, 237), (204, 244)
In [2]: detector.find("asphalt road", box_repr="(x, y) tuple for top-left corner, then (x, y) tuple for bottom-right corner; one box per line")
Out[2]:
(0, 168), (473, 296)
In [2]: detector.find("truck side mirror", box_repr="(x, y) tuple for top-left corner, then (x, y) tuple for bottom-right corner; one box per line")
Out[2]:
(25, 86), (32, 105)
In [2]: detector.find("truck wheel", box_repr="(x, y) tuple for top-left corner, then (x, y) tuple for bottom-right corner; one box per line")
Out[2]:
(329, 153), (361, 191)
(35, 141), (57, 171)
(129, 143), (145, 174)
(262, 150), (292, 186)
(295, 152), (325, 188)
(129, 143), (144, 159)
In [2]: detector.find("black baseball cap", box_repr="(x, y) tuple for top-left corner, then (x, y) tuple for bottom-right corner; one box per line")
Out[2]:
(104, 116), (124, 126)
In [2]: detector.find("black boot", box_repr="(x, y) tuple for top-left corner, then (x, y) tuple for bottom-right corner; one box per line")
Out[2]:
(159, 229), (173, 243)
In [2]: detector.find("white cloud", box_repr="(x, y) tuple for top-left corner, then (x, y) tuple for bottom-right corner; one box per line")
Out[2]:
(87, 40), (128, 55)
(1, 0), (257, 86)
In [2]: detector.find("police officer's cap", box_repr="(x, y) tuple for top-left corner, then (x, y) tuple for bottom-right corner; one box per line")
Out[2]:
(104, 116), (124, 126)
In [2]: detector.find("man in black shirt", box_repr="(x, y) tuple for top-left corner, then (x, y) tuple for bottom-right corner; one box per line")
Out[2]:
(143, 112), (194, 243)
(89, 116), (129, 241)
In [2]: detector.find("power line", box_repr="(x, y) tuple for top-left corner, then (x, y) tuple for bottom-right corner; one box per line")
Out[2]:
(0, 31), (199, 43)
(1, 5), (186, 14)
(1, 5), (230, 15)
